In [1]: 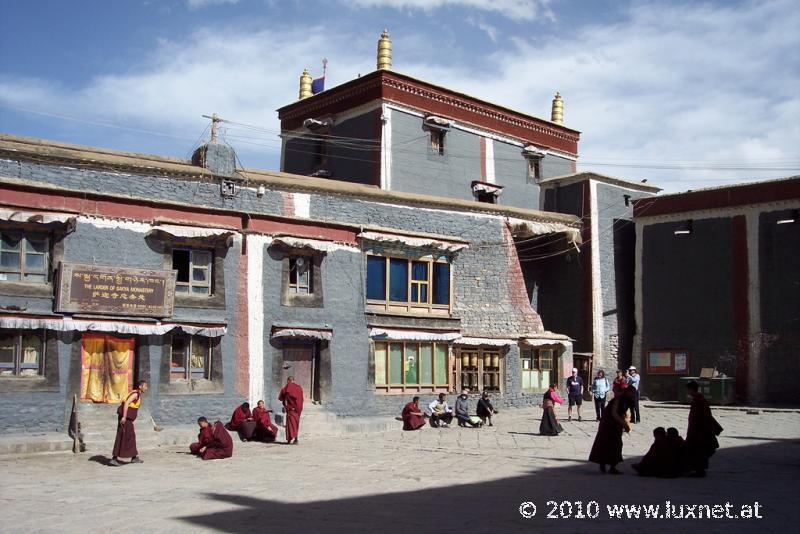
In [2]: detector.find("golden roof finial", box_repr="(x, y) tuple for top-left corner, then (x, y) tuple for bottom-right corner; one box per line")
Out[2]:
(377, 29), (392, 70)
(299, 68), (313, 100)
(551, 91), (564, 124)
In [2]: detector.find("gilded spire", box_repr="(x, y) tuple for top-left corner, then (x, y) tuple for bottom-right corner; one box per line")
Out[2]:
(377, 29), (392, 70)
(299, 68), (312, 100)
(551, 92), (564, 124)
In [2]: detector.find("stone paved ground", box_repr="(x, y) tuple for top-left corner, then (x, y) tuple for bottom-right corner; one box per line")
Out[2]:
(1, 404), (799, 533)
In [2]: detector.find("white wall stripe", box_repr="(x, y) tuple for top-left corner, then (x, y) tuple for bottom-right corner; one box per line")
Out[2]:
(247, 234), (271, 405)
(484, 138), (495, 184)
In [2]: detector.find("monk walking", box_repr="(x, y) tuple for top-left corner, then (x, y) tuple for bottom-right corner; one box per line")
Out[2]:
(190, 417), (214, 456)
(109, 380), (148, 467)
(279, 376), (304, 445)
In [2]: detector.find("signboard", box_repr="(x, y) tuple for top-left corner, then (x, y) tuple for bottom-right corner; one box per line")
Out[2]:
(56, 262), (176, 317)
(647, 349), (690, 375)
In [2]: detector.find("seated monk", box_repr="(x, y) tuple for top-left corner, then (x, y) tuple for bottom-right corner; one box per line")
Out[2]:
(252, 400), (278, 442)
(402, 396), (426, 431)
(664, 427), (687, 477)
(227, 402), (256, 442)
(201, 420), (234, 460)
(632, 427), (670, 476)
(190, 417), (214, 456)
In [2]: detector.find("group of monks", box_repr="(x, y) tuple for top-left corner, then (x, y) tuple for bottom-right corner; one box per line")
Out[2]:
(188, 377), (305, 460)
(589, 380), (723, 477)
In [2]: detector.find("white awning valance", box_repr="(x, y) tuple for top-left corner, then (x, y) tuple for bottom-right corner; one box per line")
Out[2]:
(0, 315), (226, 337)
(0, 208), (76, 225)
(271, 236), (358, 253)
(271, 327), (332, 341)
(520, 337), (572, 348)
(455, 337), (516, 347)
(507, 217), (581, 247)
(147, 224), (236, 240)
(303, 118), (333, 130)
(369, 328), (461, 342)
(522, 145), (546, 158)
(424, 116), (452, 129)
(358, 231), (468, 253)
(472, 182), (504, 195)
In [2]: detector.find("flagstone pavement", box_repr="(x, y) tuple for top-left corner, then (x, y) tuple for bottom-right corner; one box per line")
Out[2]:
(1, 404), (798, 533)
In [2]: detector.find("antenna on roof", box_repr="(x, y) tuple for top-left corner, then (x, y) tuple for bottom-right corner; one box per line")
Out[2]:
(202, 113), (224, 142)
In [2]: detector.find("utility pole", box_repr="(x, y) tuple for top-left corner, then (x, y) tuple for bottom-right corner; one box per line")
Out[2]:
(202, 113), (224, 142)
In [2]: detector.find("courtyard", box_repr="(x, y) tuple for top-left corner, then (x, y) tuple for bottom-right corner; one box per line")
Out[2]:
(1, 404), (798, 533)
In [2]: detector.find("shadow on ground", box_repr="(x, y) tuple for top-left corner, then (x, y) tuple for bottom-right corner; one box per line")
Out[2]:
(177, 439), (800, 533)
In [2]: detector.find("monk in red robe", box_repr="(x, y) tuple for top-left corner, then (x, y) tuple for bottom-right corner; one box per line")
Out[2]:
(110, 380), (148, 467)
(201, 420), (233, 460)
(278, 376), (304, 445)
(190, 417), (214, 456)
(685, 380), (723, 477)
(227, 402), (256, 442)
(402, 396), (426, 430)
(252, 400), (278, 442)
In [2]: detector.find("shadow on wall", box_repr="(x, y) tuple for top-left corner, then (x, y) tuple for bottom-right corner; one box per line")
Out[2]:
(177, 439), (800, 533)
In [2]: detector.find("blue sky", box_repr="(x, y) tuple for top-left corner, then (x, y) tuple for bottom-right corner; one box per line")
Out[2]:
(1, 0), (798, 192)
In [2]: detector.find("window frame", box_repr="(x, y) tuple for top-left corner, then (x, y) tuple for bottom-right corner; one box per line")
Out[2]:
(0, 230), (50, 285)
(520, 348), (555, 392)
(0, 329), (45, 378)
(365, 254), (452, 316)
(169, 334), (211, 382)
(525, 155), (543, 183)
(172, 247), (213, 296)
(430, 129), (446, 156)
(373, 340), (451, 394)
(288, 256), (314, 294)
(453, 347), (504, 393)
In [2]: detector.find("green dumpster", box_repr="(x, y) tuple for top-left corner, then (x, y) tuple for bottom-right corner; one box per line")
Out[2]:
(677, 377), (735, 405)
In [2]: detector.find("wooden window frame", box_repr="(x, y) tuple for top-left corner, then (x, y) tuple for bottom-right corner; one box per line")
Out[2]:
(430, 129), (446, 156)
(172, 247), (213, 296)
(646, 349), (690, 375)
(373, 340), (451, 394)
(288, 257), (313, 294)
(520, 348), (554, 392)
(169, 334), (211, 382)
(0, 329), (44, 378)
(0, 230), (50, 285)
(525, 155), (543, 183)
(365, 254), (452, 316)
(454, 347), (504, 393)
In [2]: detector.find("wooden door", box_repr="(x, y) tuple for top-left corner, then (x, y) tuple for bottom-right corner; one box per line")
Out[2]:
(282, 345), (314, 400)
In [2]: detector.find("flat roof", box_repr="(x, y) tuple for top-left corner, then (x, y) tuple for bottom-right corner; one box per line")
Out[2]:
(538, 171), (662, 193)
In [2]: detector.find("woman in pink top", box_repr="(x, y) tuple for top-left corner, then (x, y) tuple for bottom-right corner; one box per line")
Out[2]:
(540, 383), (564, 436)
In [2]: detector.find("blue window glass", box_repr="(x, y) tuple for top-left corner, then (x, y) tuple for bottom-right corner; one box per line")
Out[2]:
(389, 259), (408, 301)
(432, 263), (450, 305)
(366, 256), (386, 300)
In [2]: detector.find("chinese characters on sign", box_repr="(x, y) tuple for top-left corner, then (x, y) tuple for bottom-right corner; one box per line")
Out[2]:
(56, 262), (177, 317)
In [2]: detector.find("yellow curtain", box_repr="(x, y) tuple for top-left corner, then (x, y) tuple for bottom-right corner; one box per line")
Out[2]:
(107, 337), (133, 403)
(80, 335), (133, 403)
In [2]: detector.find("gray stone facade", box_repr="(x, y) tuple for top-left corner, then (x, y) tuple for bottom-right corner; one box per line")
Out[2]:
(0, 136), (579, 433)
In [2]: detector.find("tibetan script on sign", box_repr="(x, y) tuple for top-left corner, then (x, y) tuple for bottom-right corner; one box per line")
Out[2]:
(56, 262), (177, 317)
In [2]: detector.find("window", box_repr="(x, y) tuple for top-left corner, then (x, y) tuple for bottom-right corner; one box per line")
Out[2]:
(170, 335), (210, 382)
(454, 348), (503, 392)
(0, 231), (49, 284)
(647, 350), (689, 374)
(172, 248), (212, 295)
(0, 330), (43, 377)
(521, 348), (553, 391)
(526, 156), (542, 183)
(430, 130), (445, 155)
(374, 341), (449, 393)
(365, 254), (451, 315)
(475, 191), (497, 204)
(289, 257), (313, 294)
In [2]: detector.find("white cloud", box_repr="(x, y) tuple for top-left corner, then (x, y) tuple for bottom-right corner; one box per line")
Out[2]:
(0, 1), (797, 192)
(343, 0), (554, 21)
(186, 0), (239, 10)
(465, 15), (499, 42)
